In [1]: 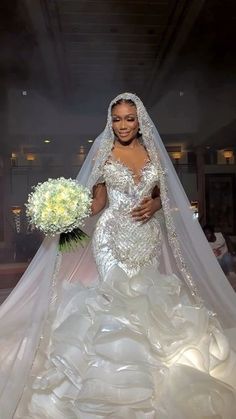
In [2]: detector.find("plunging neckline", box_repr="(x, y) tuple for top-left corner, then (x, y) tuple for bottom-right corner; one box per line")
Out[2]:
(106, 157), (152, 186)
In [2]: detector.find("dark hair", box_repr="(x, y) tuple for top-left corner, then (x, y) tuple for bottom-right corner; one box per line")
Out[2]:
(203, 224), (215, 233)
(111, 98), (136, 110)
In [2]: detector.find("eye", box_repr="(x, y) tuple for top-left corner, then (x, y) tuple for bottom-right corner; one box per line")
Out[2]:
(112, 117), (120, 122)
(127, 118), (135, 122)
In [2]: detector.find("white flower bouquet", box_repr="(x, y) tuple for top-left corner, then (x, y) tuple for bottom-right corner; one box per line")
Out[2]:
(26, 177), (92, 252)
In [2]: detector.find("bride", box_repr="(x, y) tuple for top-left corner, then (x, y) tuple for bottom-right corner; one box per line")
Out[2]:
(1, 93), (236, 418)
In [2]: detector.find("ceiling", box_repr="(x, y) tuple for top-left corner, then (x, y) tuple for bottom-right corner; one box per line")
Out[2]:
(0, 0), (236, 154)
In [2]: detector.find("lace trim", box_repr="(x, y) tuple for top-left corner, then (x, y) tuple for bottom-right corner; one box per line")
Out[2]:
(87, 93), (201, 302)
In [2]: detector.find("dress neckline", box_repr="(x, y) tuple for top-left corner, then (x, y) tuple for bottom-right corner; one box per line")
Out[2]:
(106, 157), (152, 186)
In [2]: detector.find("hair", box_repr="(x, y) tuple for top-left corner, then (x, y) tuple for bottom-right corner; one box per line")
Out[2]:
(203, 224), (215, 233)
(111, 98), (136, 110)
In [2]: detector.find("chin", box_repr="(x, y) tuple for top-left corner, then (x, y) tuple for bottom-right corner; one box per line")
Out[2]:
(116, 133), (138, 142)
(118, 137), (132, 142)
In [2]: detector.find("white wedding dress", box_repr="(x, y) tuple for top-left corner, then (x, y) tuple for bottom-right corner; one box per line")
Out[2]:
(14, 159), (236, 419)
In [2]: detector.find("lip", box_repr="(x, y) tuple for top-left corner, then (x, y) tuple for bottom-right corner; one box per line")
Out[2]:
(119, 132), (130, 137)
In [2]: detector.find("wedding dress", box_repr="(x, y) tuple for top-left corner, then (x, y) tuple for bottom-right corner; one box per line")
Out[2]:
(14, 158), (236, 418)
(1, 93), (236, 418)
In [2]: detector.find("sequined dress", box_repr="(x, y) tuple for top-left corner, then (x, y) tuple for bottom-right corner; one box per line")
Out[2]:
(15, 160), (236, 418)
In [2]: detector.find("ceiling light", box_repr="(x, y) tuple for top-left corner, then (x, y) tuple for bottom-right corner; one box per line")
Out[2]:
(44, 139), (51, 144)
(88, 139), (93, 143)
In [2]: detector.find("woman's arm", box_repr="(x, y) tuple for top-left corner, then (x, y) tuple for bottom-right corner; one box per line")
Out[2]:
(91, 183), (107, 215)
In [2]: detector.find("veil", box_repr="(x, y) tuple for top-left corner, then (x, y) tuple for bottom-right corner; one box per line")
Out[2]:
(0, 92), (236, 418)
(79, 93), (236, 324)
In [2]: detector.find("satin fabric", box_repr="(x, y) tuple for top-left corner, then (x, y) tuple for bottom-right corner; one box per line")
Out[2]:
(1, 92), (236, 417)
(14, 267), (236, 418)
(14, 156), (236, 418)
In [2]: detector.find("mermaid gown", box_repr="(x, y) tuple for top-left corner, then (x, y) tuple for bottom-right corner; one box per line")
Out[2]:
(15, 160), (236, 418)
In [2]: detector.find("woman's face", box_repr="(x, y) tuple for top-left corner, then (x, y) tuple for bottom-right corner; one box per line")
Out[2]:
(111, 102), (139, 143)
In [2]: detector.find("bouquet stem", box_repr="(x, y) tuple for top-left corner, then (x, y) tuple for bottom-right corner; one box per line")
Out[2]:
(59, 228), (90, 252)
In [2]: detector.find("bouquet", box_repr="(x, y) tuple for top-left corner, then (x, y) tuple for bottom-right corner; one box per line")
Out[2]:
(26, 177), (92, 252)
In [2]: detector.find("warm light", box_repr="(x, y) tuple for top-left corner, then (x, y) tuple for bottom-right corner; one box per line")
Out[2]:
(223, 150), (233, 164)
(223, 150), (233, 160)
(171, 151), (182, 161)
(88, 139), (93, 143)
(26, 153), (36, 161)
(44, 139), (51, 144)
(11, 206), (22, 233)
(11, 206), (21, 215)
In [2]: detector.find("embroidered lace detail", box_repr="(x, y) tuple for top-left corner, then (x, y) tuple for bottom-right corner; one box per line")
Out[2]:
(88, 93), (201, 299)
(92, 161), (162, 277)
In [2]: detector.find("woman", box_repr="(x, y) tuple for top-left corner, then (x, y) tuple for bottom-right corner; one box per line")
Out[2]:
(1, 93), (236, 418)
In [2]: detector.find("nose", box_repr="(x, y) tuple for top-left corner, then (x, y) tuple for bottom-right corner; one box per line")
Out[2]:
(120, 119), (127, 130)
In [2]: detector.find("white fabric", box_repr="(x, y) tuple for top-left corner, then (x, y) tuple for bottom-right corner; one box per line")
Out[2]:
(209, 232), (228, 259)
(14, 158), (236, 417)
(0, 92), (235, 417)
(0, 237), (59, 418)
(79, 93), (236, 326)
(15, 268), (236, 418)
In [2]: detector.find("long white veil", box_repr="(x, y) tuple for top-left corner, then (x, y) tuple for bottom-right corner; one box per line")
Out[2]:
(79, 93), (236, 324)
(0, 92), (236, 418)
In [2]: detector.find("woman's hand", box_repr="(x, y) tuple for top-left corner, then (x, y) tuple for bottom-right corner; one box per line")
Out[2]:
(131, 196), (161, 222)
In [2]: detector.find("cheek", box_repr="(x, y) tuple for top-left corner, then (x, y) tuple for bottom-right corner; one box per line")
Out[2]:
(112, 123), (118, 132)
(132, 122), (139, 132)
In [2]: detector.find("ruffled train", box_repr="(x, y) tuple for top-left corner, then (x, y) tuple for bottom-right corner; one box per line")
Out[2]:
(15, 266), (236, 418)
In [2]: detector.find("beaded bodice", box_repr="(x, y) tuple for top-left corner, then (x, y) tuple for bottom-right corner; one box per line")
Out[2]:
(92, 160), (164, 278)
